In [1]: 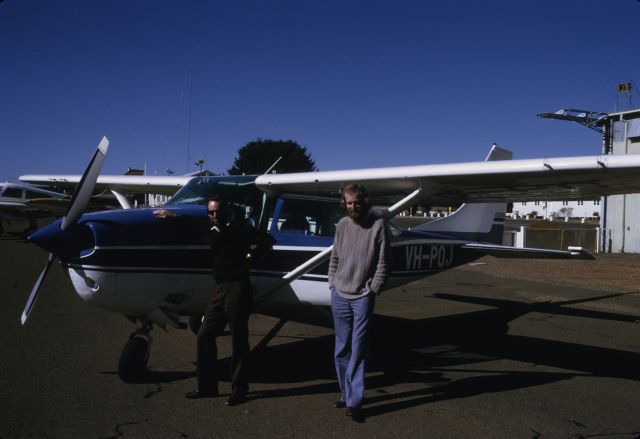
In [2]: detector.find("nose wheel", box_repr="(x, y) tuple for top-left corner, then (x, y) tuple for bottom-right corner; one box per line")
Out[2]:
(118, 322), (153, 382)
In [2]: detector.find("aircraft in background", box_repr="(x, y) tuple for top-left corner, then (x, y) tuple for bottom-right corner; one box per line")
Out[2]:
(0, 181), (72, 236)
(0, 179), (126, 237)
(20, 171), (190, 210)
(18, 136), (640, 382)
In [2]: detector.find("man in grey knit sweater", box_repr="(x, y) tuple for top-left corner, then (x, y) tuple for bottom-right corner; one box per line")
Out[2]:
(328, 184), (391, 422)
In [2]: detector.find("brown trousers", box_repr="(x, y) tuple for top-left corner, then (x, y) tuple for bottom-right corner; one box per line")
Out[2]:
(196, 280), (252, 394)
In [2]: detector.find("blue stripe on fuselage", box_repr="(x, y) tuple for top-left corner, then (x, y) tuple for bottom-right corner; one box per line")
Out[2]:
(64, 206), (491, 278)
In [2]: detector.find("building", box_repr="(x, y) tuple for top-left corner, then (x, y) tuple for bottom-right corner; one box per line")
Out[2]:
(511, 200), (601, 221)
(511, 107), (640, 253)
(601, 108), (640, 252)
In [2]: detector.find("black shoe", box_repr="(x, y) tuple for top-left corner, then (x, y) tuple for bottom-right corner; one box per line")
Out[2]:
(225, 391), (247, 406)
(334, 400), (346, 408)
(346, 406), (365, 423)
(185, 390), (218, 399)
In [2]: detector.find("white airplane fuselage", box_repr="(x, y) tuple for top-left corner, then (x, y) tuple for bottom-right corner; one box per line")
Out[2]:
(29, 175), (503, 327)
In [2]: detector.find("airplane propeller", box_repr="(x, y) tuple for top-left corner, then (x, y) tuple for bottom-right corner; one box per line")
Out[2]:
(21, 137), (109, 325)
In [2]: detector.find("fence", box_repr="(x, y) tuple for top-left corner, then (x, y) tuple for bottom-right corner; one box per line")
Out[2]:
(509, 226), (599, 252)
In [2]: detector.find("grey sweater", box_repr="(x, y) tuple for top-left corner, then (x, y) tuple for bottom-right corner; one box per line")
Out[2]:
(328, 212), (391, 298)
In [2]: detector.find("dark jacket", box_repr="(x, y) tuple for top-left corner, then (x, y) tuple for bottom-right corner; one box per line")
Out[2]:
(208, 216), (275, 283)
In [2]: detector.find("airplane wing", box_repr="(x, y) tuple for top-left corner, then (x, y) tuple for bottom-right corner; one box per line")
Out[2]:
(19, 175), (192, 196)
(255, 153), (640, 203)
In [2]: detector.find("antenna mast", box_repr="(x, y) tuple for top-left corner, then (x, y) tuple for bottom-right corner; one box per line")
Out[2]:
(186, 67), (193, 173)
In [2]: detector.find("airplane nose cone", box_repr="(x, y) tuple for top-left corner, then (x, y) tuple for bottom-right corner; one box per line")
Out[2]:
(28, 220), (94, 259)
(28, 221), (59, 249)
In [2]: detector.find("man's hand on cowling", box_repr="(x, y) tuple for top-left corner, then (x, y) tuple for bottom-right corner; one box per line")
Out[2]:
(153, 209), (178, 219)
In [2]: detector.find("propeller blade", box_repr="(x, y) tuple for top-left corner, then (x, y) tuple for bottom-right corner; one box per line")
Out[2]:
(21, 252), (56, 325)
(61, 136), (109, 231)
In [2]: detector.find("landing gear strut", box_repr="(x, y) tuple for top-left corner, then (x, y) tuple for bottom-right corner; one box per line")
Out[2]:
(188, 315), (203, 335)
(253, 318), (288, 353)
(118, 321), (153, 382)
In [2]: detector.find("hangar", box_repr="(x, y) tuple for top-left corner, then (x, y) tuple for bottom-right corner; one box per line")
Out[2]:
(514, 104), (640, 253)
(601, 107), (640, 252)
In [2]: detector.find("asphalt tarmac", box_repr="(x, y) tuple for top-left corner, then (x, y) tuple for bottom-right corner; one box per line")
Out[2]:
(2, 237), (640, 438)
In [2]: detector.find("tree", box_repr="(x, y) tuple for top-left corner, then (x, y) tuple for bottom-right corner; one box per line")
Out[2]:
(227, 139), (317, 175)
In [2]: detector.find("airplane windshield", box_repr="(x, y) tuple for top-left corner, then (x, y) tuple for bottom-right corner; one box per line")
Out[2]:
(166, 175), (259, 206)
(2, 187), (23, 199)
(165, 175), (266, 226)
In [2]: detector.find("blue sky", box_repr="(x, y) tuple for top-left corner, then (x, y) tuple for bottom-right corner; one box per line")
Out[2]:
(1, 0), (639, 181)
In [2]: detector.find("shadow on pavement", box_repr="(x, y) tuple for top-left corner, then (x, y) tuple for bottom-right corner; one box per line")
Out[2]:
(248, 289), (640, 418)
(112, 288), (640, 419)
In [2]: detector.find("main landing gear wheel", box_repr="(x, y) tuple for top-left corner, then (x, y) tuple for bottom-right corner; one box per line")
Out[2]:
(118, 324), (152, 382)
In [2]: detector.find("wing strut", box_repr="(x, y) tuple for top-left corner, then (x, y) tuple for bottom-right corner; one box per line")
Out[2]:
(110, 189), (132, 209)
(381, 188), (423, 219)
(258, 246), (334, 299)
(258, 188), (424, 299)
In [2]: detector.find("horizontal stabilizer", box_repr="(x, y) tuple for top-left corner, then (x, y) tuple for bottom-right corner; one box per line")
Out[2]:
(462, 243), (595, 260)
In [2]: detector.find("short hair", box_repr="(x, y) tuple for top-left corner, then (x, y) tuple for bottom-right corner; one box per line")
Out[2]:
(341, 183), (371, 208)
(207, 195), (226, 206)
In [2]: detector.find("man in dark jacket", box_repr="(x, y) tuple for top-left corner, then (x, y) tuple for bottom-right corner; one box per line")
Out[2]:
(155, 195), (265, 406)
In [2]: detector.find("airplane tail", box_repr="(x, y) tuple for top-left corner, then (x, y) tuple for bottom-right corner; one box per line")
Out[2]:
(411, 145), (512, 244)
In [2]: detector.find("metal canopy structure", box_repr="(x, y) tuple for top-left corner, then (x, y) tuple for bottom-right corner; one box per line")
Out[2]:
(537, 108), (608, 134)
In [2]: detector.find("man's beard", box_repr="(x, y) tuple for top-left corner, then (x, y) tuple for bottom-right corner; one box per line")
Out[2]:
(348, 207), (368, 221)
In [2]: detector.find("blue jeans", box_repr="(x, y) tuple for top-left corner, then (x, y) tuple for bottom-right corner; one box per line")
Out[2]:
(331, 288), (375, 408)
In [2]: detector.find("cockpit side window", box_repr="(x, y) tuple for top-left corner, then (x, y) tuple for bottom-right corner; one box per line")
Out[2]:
(276, 197), (343, 238)
(3, 187), (23, 199)
(25, 190), (46, 200)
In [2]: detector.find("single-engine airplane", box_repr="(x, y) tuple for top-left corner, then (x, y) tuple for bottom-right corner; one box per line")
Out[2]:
(19, 136), (640, 382)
